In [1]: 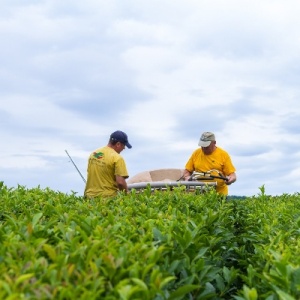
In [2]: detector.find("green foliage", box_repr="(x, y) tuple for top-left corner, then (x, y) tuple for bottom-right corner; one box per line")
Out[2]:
(0, 183), (300, 299)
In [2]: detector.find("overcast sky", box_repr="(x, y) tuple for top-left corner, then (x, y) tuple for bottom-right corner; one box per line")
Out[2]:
(1, 0), (300, 197)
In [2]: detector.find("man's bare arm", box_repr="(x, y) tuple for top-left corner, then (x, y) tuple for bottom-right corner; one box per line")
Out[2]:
(116, 175), (128, 193)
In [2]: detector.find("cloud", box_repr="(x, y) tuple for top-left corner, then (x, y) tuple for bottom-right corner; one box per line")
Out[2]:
(1, 0), (300, 196)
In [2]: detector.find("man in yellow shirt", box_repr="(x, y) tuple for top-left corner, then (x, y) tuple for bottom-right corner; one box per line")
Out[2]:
(183, 132), (236, 195)
(84, 130), (132, 199)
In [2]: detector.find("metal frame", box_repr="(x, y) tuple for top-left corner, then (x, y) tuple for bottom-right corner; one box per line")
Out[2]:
(128, 181), (217, 193)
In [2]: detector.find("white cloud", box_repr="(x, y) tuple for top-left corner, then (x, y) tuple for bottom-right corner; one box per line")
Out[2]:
(1, 0), (300, 196)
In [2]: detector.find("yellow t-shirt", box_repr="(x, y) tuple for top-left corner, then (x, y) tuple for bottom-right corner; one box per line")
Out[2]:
(185, 147), (236, 195)
(84, 146), (129, 198)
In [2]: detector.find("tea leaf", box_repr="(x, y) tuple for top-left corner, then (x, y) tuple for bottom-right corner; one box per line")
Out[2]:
(276, 290), (295, 300)
(168, 284), (200, 300)
(42, 244), (57, 261)
(16, 273), (35, 285)
(32, 212), (43, 227)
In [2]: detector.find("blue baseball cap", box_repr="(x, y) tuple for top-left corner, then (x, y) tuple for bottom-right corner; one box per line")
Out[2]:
(110, 130), (132, 149)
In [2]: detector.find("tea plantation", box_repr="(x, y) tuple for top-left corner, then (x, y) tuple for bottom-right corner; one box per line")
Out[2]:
(0, 182), (299, 299)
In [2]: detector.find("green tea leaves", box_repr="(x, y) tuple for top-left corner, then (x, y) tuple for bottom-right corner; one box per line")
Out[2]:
(0, 184), (300, 298)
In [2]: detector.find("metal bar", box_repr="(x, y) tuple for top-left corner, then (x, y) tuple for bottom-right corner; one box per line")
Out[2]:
(65, 150), (87, 184)
(128, 181), (216, 192)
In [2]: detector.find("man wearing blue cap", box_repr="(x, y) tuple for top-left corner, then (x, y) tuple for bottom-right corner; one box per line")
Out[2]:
(84, 130), (132, 198)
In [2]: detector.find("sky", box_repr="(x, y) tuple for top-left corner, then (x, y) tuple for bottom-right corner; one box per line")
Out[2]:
(1, 0), (300, 197)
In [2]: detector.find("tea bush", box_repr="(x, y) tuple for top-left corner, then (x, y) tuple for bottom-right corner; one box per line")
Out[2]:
(0, 182), (299, 299)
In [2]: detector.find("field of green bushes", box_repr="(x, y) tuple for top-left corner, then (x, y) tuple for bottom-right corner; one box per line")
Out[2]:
(0, 181), (300, 299)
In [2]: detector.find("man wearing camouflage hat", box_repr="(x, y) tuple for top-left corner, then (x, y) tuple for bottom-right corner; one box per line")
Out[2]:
(183, 131), (236, 195)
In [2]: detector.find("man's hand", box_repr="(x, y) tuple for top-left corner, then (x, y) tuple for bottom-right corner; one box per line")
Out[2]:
(182, 169), (192, 181)
(226, 173), (237, 185)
